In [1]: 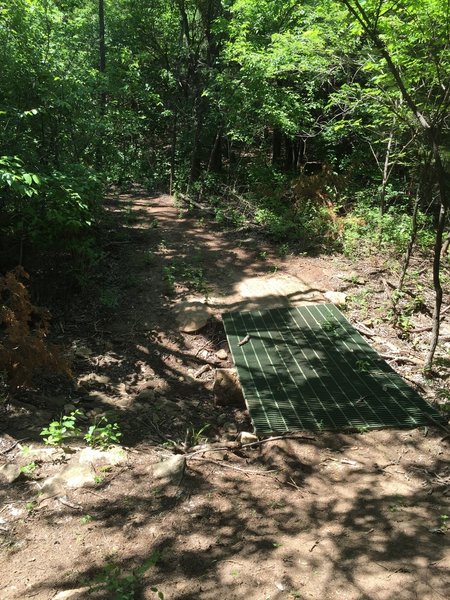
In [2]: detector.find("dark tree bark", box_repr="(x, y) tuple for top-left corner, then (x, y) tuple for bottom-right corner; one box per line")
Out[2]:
(272, 127), (282, 167)
(284, 136), (293, 171)
(208, 129), (223, 173)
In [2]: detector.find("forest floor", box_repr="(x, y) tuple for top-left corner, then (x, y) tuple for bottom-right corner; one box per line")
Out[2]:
(1, 192), (449, 600)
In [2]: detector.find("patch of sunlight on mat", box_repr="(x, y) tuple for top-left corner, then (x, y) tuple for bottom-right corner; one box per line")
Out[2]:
(222, 304), (444, 434)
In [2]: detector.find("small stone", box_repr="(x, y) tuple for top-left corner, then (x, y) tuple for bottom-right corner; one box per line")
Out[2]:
(64, 403), (77, 414)
(213, 368), (245, 407)
(173, 301), (210, 332)
(0, 463), (21, 484)
(20, 446), (60, 463)
(222, 422), (238, 434)
(215, 349), (228, 360)
(324, 291), (347, 306)
(78, 446), (127, 467)
(153, 455), (185, 483)
(217, 413), (228, 424)
(41, 463), (96, 494)
(237, 431), (258, 444)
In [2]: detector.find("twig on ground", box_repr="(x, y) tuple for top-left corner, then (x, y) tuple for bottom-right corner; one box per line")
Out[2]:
(241, 434), (316, 450)
(194, 340), (211, 357)
(186, 456), (277, 476)
(354, 322), (376, 338)
(1, 438), (28, 454)
(380, 353), (421, 365)
(194, 364), (211, 378)
(58, 496), (82, 510)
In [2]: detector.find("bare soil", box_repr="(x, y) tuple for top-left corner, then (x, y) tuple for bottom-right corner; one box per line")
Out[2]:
(1, 192), (449, 600)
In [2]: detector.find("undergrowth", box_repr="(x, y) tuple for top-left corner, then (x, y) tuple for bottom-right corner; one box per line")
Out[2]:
(0, 267), (71, 388)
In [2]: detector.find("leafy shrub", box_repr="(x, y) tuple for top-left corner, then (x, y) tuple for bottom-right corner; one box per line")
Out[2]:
(0, 156), (101, 254)
(342, 195), (434, 256)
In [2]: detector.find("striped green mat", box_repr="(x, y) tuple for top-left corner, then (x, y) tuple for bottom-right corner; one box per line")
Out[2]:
(222, 304), (443, 434)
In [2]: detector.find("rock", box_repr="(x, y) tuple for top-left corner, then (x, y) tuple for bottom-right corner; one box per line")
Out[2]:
(215, 349), (228, 360)
(173, 300), (210, 332)
(153, 455), (185, 483)
(0, 463), (21, 484)
(52, 588), (91, 599)
(20, 446), (61, 463)
(324, 291), (347, 306)
(78, 446), (127, 467)
(222, 422), (238, 434)
(41, 463), (96, 494)
(237, 431), (258, 444)
(213, 368), (245, 407)
(64, 403), (77, 414)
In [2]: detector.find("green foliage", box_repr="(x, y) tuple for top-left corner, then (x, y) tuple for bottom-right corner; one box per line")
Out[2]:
(164, 259), (211, 296)
(41, 410), (122, 449)
(84, 417), (122, 449)
(40, 410), (82, 446)
(342, 194), (434, 256)
(19, 461), (37, 476)
(89, 551), (163, 600)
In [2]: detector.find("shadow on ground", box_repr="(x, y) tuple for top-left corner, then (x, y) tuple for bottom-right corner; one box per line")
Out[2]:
(1, 192), (449, 600)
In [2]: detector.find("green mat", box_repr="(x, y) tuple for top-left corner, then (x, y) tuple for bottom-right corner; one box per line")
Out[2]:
(222, 304), (444, 434)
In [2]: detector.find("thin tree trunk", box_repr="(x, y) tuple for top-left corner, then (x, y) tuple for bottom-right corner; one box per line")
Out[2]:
(96, 0), (106, 170)
(398, 189), (420, 293)
(207, 128), (223, 173)
(272, 127), (282, 166)
(169, 113), (177, 196)
(283, 136), (291, 171)
(189, 97), (205, 186)
(380, 128), (394, 216)
(425, 148), (448, 370)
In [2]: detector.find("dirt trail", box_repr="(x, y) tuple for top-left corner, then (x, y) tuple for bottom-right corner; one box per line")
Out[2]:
(0, 193), (449, 600)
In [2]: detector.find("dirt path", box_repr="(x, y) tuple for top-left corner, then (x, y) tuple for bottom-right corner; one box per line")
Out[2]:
(0, 193), (449, 600)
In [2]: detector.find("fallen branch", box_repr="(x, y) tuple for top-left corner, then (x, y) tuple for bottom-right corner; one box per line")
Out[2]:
(0, 438), (28, 455)
(186, 456), (277, 476)
(194, 364), (211, 378)
(380, 353), (422, 365)
(185, 433), (316, 459)
(354, 323), (376, 338)
(240, 433), (316, 450)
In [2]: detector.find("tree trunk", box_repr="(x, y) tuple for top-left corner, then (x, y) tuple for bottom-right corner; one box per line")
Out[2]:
(96, 0), (106, 170)
(398, 189), (420, 293)
(424, 146), (449, 370)
(272, 127), (282, 167)
(189, 97), (205, 186)
(380, 128), (394, 216)
(207, 129), (223, 173)
(169, 113), (177, 196)
(284, 136), (293, 171)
